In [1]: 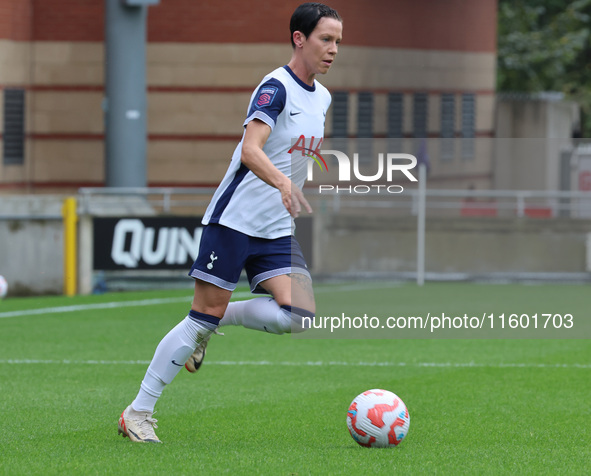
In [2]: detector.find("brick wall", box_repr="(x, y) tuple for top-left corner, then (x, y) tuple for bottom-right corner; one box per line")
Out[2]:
(31, 0), (103, 42)
(2, 0), (496, 52)
(0, 0), (33, 40)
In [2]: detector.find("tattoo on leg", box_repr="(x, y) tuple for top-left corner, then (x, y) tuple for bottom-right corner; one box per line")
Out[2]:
(287, 273), (315, 303)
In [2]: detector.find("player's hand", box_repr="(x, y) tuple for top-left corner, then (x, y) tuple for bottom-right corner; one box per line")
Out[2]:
(281, 181), (313, 218)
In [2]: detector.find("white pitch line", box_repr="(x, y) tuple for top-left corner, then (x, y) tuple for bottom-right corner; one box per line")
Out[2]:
(0, 282), (399, 320)
(0, 359), (588, 369)
(0, 297), (188, 319)
(0, 291), (253, 319)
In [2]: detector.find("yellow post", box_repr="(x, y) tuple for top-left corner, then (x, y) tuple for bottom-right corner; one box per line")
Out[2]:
(62, 197), (78, 296)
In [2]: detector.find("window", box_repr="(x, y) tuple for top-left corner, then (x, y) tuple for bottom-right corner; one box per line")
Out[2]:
(3, 89), (25, 165)
(357, 92), (373, 138)
(413, 93), (428, 138)
(440, 93), (455, 160)
(330, 90), (349, 160)
(387, 93), (403, 153)
(461, 93), (475, 160)
(387, 93), (403, 138)
(357, 92), (373, 164)
(331, 91), (348, 138)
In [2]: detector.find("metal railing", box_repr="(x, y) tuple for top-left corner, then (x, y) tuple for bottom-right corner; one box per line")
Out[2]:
(318, 188), (591, 218)
(75, 187), (591, 219)
(77, 187), (214, 215)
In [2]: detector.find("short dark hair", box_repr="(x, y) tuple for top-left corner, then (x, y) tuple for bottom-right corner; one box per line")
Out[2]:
(290, 3), (342, 48)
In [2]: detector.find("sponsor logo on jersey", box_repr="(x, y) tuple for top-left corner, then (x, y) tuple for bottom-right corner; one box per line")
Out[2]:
(289, 135), (327, 172)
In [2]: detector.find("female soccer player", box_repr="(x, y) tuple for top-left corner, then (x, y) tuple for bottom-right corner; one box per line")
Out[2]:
(118, 2), (342, 443)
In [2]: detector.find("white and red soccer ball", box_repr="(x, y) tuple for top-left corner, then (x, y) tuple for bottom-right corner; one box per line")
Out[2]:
(0, 275), (7, 299)
(347, 389), (410, 448)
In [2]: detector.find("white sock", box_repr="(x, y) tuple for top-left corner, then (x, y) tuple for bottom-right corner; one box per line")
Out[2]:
(131, 312), (218, 413)
(220, 297), (313, 334)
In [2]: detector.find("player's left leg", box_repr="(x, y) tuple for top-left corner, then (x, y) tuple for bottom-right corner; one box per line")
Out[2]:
(185, 272), (314, 372)
(260, 272), (316, 332)
(216, 234), (315, 334)
(210, 272), (315, 334)
(184, 234), (314, 373)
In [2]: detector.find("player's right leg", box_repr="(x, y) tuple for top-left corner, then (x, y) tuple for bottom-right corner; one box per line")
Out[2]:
(118, 284), (228, 442)
(118, 304), (224, 442)
(119, 225), (242, 442)
(183, 224), (248, 373)
(184, 280), (231, 373)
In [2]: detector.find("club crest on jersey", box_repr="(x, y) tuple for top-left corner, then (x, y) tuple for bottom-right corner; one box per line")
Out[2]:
(207, 251), (218, 270)
(256, 86), (278, 108)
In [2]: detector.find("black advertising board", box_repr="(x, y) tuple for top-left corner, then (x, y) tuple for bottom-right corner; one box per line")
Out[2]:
(93, 217), (203, 270)
(93, 216), (313, 271)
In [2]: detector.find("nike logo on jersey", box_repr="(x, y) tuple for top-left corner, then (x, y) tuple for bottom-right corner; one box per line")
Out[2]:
(290, 111), (302, 116)
(171, 360), (183, 366)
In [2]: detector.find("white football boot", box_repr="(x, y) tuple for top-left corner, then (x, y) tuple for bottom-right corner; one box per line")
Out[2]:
(118, 405), (161, 443)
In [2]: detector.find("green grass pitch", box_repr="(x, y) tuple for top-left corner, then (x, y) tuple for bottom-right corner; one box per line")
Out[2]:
(0, 282), (589, 475)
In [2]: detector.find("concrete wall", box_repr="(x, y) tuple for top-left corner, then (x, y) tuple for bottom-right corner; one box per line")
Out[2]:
(494, 98), (580, 191)
(3, 193), (591, 296)
(0, 218), (62, 295)
(313, 213), (591, 276)
(0, 195), (64, 295)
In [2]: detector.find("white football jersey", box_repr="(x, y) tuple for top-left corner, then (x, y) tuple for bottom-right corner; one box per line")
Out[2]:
(202, 65), (331, 239)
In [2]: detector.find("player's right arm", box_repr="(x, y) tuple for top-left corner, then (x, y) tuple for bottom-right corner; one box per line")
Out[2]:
(241, 119), (312, 218)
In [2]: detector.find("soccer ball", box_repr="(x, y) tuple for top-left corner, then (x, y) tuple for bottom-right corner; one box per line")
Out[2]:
(0, 275), (7, 299)
(347, 389), (410, 448)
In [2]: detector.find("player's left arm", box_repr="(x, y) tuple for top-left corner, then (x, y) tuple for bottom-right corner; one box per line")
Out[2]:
(241, 119), (312, 218)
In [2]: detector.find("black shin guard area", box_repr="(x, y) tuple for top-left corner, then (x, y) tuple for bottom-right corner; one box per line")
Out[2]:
(280, 305), (315, 330)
